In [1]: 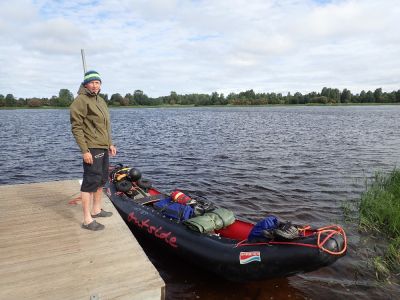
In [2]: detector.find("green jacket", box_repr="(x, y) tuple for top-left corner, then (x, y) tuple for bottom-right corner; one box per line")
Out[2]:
(70, 85), (112, 154)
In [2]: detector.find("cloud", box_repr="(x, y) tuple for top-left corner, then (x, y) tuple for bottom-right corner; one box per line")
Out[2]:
(0, 0), (399, 98)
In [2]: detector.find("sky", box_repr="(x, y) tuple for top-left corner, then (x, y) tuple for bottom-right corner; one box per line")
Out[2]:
(0, 0), (399, 98)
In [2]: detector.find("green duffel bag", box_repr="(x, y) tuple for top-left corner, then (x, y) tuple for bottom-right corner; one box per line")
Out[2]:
(183, 215), (216, 233)
(204, 208), (235, 230)
(183, 208), (235, 233)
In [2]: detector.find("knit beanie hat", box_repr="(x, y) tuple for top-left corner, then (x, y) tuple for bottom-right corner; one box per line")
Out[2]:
(83, 70), (102, 85)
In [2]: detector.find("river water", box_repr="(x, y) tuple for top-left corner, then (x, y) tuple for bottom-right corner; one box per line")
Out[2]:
(0, 106), (399, 299)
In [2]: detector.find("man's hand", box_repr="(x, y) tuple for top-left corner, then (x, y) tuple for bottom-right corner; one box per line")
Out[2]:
(109, 145), (117, 157)
(83, 151), (93, 164)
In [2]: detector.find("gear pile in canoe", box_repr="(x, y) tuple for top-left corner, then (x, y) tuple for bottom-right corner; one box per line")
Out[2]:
(106, 164), (347, 282)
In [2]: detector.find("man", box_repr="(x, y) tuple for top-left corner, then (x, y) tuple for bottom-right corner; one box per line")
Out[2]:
(70, 70), (117, 231)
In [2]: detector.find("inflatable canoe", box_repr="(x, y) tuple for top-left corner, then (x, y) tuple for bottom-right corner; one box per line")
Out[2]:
(105, 165), (347, 282)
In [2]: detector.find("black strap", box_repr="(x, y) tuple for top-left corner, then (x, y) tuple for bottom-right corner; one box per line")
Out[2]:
(135, 194), (166, 205)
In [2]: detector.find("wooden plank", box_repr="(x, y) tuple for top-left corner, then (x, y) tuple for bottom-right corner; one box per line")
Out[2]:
(0, 180), (165, 300)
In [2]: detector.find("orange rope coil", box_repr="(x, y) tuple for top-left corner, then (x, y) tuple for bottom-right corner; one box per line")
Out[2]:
(315, 225), (347, 256)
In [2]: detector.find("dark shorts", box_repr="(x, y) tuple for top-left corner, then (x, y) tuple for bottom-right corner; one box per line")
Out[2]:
(81, 148), (109, 192)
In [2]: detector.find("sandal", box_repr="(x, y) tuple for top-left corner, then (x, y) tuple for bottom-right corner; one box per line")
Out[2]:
(81, 220), (105, 231)
(274, 222), (299, 239)
(91, 209), (113, 218)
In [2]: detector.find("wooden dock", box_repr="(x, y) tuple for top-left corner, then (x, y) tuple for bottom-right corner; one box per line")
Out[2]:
(0, 180), (165, 300)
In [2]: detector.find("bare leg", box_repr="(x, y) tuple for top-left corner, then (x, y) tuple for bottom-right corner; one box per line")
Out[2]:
(81, 191), (93, 225)
(92, 187), (103, 215)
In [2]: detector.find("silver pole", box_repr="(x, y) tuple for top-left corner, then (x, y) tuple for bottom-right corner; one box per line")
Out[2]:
(81, 49), (87, 74)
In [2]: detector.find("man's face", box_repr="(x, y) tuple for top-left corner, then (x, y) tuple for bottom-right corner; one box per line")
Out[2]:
(85, 80), (101, 94)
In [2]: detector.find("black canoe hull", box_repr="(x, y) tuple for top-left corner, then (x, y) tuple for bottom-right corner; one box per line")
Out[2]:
(105, 183), (345, 282)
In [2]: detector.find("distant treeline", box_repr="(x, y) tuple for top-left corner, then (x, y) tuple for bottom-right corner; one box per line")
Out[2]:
(1, 87), (400, 107)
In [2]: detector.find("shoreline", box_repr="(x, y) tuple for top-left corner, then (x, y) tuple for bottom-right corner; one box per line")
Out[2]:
(1, 102), (400, 110)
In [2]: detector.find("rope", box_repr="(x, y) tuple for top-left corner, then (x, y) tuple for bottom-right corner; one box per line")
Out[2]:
(67, 191), (82, 205)
(315, 225), (347, 255)
(297, 225), (312, 236)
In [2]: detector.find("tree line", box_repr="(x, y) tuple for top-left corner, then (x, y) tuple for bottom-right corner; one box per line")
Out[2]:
(1, 87), (400, 107)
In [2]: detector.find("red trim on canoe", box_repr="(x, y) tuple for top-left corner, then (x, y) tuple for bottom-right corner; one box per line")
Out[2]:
(148, 188), (161, 196)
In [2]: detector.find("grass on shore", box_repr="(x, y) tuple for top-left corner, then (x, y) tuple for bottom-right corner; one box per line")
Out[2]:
(359, 169), (400, 278)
